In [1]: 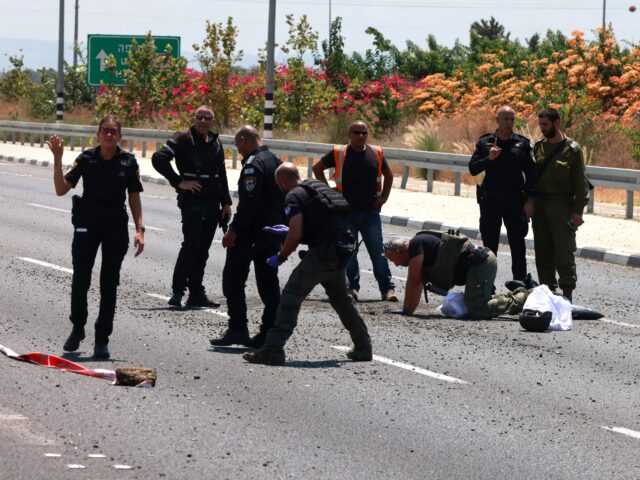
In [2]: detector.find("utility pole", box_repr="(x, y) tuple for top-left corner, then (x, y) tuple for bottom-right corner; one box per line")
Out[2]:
(264, 0), (276, 139)
(73, 0), (79, 68)
(56, 0), (65, 124)
(602, 0), (607, 31)
(328, 0), (332, 56)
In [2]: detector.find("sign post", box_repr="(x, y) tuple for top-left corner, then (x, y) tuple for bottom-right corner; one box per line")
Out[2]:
(87, 34), (180, 86)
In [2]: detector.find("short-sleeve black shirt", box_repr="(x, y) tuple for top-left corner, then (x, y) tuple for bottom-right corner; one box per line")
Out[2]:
(321, 145), (389, 212)
(64, 146), (143, 206)
(408, 232), (468, 286)
(284, 184), (333, 247)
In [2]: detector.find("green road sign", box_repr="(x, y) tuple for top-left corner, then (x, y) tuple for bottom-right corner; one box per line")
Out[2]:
(87, 34), (181, 87)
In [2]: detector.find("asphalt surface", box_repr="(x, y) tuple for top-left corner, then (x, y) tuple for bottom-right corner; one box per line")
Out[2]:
(1, 159), (639, 480)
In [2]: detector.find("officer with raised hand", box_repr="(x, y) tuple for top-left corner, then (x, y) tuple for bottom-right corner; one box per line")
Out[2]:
(210, 126), (284, 349)
(243, 163), (372, 366)
(48, 115), (145, 359)
(152, 106), (232, 308)
(469, 106), (537, 287)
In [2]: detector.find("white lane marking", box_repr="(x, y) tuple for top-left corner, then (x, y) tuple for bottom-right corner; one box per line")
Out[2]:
(127, 222), (164, 232)
(0, 414), (28, 420)
(0, 171), (31, 178)
(602, 426), (640, 440)
(361, 269), (406, 282)
(27, 202), (164, 231)
(27, 203), (70, 213)
(600, 318), (640, 329)
(332, 346), (468, 384)
(0, 408), (58, 446)
(146, 293), (229, 318)
(17, 257), (73, 274)
(141, 194), (172, 200)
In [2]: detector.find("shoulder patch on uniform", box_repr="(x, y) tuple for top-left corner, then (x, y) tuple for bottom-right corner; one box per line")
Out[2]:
(244, 176), (257, 192)
(569, 140), (581, 151)
(245, 155), (255, 165)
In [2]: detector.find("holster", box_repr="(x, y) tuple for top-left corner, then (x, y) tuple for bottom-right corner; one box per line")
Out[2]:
(475, 184), (485, 204)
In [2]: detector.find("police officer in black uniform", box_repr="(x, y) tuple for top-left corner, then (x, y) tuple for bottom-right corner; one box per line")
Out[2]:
(243, 163), (372, 366)
(210, 125), (284, 348)
(152, 105), (232, 307)
(48, 115), (145, 359)
(469, 106), (537, 284)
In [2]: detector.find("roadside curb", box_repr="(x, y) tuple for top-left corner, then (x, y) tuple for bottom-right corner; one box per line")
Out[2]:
(3, 152), (638, 269)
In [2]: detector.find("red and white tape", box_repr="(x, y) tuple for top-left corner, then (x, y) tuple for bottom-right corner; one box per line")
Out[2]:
(0, 343), (116, 382)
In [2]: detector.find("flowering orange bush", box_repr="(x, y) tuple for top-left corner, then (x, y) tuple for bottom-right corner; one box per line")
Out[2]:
(408, 29), (640, 129)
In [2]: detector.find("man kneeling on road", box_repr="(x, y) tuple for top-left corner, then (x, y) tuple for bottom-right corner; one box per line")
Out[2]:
(383, 231), (529, 318)
(243, 163), (372, 366)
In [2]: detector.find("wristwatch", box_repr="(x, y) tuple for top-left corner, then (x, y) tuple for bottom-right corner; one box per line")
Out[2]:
(135, 225), (146, 233)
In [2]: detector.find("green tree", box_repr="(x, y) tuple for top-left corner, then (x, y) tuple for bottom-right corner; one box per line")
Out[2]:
(97, 32), (188, 124)
(193, 17), (244, 128)
(0, 53), (34, 100)
(470, 17), (510, 41)
(278, 14), (323, 130)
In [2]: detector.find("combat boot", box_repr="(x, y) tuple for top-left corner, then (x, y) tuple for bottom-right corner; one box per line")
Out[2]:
(346, 340), (372, 362)
(186, 293), (221, 308)
(93, 341), (110, 360)
(246, 330), (268, 349)
(63, 326), (85, 352)
(209, 328), (251, 347)
(243, 345), (285, 365)
(168, 291), (183, 307)
(561, 287), (573, 303)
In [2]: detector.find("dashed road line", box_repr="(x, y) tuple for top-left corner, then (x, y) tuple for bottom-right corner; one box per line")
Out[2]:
(146, 293), (229, 318)
(17, 257), (72, 274)
(602, 426), (640, 440)
(26, 203), (70, 213)
(600, 318), (640, 329)
(332, 346), (469, 384)
(127, 222), (164, 232)
(361, 269), (406, 282)
(25, 202), (165, 231)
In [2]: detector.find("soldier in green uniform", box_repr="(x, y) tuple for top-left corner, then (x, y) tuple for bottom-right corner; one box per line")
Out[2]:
(383, 232), (528, 319)
(532, 108), (590, 302)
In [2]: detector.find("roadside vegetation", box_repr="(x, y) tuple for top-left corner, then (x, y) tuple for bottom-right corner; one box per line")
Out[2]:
(1, 16), (639, 179)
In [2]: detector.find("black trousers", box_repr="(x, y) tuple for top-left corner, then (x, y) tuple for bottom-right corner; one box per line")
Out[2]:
(172, 199), (220, 295)
(222, 234), (281, 332)
(70, 217), (128, 342)
(479, 195), (528, 280)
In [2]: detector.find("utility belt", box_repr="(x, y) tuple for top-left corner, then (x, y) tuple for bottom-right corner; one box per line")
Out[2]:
(476, 187), (524, 202)
(72, 195), (124, 212)
(536, 193), (572, 201)
(71, 195), (126, 227)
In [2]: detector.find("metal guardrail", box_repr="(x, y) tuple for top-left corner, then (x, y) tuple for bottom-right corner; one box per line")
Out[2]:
(1, 120), (638, 219)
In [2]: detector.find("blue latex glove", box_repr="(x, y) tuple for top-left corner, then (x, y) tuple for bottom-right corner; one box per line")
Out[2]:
(266, 254), (286, 268)
(263, 224), (289, 236)
(387, 308), (409, 316)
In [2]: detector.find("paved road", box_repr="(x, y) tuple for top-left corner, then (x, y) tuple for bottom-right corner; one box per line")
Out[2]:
(1, 160), (639, 479)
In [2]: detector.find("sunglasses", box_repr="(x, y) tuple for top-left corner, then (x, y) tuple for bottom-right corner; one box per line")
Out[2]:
(351, 130), (368, 136)
(196, 115), (213, 121)
(99, 127), (119, 135)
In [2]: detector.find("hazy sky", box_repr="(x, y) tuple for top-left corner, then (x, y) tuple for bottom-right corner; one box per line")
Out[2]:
(1, 0), (639, 69)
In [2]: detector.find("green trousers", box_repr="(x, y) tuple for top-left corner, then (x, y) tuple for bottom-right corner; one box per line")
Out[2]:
(532, 199), (577, 290)
(264, 244), (370, 349)
(463, 251), (529, 319)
